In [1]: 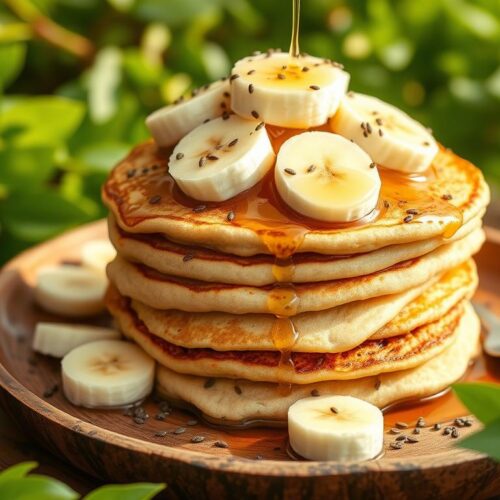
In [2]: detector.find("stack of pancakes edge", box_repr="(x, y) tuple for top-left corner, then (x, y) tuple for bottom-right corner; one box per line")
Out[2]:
(103, 142), (489, 423)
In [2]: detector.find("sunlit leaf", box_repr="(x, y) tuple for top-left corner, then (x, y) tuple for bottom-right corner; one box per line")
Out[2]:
(453, 383), (500, 425)
(0, 462), (38, 482)
(1, 188), (94, 242)
(0, 97), (84, 147)
(0, 475), (78, 500)
(0, 43), (26, 90)
(457, 418), (500, 462)
(0, 147), (55, 187)
(84, 482), (166, 500)
(76, 141), (130, 172)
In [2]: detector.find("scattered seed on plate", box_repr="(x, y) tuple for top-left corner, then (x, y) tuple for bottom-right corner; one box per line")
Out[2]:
(255, 455), (264, 460)
(174, 427), (186, 435)
(155, 431), (167, 437)
(395, 435), (407, 442)
(187, 419), (198, 426)
(395, 422), (408, 429)
(433, 423), (442, 431)
(406, 436), (419, 443)
(214, 440), (229, 449)
(191, 435), (205, 444)
(451, 428), (460, 438)
(416, 417), (426, 428)
(389, 428), (401, 434)
(155, 412), (168, 421)
(133, 417), (145, 425)
(390, 441), (403, 450)
(443, 427), (453, 435)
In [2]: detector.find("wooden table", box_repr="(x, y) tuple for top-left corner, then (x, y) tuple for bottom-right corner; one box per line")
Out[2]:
(0, 405), (99, 494)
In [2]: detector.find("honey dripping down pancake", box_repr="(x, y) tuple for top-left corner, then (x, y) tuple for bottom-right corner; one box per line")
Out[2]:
(106, 260), (477, 354)
(108, 284), (466, 384)
(152, 303), (480, 423)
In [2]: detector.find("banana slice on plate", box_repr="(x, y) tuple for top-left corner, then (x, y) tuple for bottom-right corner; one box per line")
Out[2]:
(81, 240), (116, 276)
(35, 265), (107, 317)
(146, 79), (230, 147)
(62, 339), (155, 408)
(331, 92), (438, 173)
(33, 322), (121, 358)
(230, 52), (349, 128)
(169, 114), (275, 202)
(275, 131), (381, 222)
(288, 395), (384, 461)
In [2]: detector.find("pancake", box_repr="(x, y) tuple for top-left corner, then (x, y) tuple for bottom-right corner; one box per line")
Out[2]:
(106, 260), (476, 353)
(107, 228), (484, 314)
(108, 211), (483, 286)
(109, 288), (466, 384)
(102, 141), (489, 256)
(373, 259), (478, 339)
(154, 302), (480, 422)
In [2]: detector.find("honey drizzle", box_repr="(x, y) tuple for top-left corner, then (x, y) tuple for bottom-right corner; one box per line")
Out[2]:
(289, 0), (300, 59)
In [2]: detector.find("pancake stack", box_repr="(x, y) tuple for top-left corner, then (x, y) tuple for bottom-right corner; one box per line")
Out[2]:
(102, 52), (489, 425)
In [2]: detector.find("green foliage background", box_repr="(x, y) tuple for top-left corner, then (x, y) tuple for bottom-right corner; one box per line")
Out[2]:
(0, 0), (499, 264)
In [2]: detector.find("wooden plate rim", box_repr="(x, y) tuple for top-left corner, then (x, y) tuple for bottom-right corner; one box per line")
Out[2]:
(0, 220), (492, 478)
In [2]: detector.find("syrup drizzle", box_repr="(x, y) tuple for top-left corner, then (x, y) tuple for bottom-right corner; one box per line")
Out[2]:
(289, 0), (300, 59)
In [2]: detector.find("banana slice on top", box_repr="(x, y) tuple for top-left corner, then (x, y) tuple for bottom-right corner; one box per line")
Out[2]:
(288, 395), (384, 461)
(230, 52), (349, 128)
(146, 79), (230, 147)
(62, 339), (155, 408)
(169, 114), (275, 202)
(275, 131), (381, 222)
(331, 92), (438, 173)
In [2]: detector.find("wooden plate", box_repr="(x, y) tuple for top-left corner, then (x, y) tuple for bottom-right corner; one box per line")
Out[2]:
(0, 220), (499, 499)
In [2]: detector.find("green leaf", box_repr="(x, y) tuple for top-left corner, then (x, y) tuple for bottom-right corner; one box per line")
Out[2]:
(457, 418), (500, 461)
(0, 475), (78, 500)
(0, 43), (26, 90)
(1, 188), (94, 242)
(76, 141), (130, 173)
(0, 97), (85, 147)
(0, 462), (38, 482)
(0, 147), (55, 188)
(84, 483), (166, 500)
(453, 383), (500, 424)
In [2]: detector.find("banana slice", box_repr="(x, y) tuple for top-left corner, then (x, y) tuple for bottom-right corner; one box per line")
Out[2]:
(81, 240), (116, 276)
(35, 265), (107, 317)
(169, 114), (275, 202)
(62, 339), (155, 408)
(331, 92), (438, 173)
(146, 79), (230, 147)
(275, 131), (381, 222)
(33, 322), (121, 358)
(230, 51), (349, 128)
(288, 395), (384, 461)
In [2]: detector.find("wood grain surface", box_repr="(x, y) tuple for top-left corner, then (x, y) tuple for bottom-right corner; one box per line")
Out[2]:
(0, 220), (499, 499)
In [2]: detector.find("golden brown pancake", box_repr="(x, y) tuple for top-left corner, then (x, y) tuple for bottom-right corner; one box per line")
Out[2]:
(105, 260), (476, 353)
(107, 229), (484, 314)
(154, 302), (479, 422)
(108, 212), (483, 286)
(108, 286), (466, 384)
(102, 141), (489, 256)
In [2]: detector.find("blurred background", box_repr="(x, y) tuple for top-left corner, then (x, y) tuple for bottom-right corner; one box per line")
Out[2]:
(0, 0), (498, 264)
